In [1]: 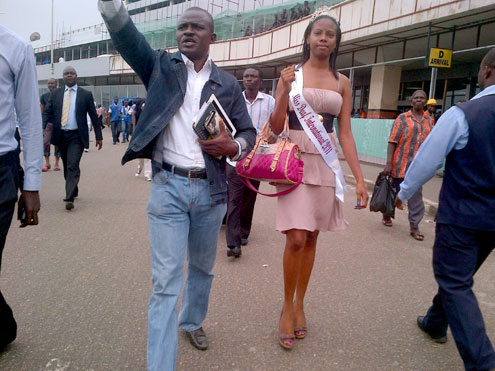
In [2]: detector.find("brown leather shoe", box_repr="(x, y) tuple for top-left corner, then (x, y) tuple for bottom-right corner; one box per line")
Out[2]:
(185, 327), (208, 350)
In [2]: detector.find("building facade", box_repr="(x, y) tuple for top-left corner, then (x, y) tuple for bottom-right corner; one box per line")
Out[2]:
(35, 0), (495, 156)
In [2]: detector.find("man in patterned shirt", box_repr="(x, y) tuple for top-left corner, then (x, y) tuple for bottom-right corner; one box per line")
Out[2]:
(382, 90), (433, 240)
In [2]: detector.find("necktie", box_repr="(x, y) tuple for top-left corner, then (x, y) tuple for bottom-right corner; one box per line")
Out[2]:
(61, 88), (72, 127)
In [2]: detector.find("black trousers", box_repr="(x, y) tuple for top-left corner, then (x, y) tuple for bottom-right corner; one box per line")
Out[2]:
(59, 130), (84, 202)
(0, 151), (20, 348)
(226, 164), (259, 248)
(422, 223), (495, 371)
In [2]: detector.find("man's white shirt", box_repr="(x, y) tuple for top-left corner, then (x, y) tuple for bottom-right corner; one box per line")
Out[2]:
(157, 54), (212, 169)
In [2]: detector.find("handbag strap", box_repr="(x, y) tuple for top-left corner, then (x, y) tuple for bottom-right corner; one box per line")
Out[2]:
(270, 140), (286, 172)
(238, 165), (303, 197)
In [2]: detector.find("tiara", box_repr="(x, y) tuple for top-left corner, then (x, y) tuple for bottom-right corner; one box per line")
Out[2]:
(310, 6), (336, 23)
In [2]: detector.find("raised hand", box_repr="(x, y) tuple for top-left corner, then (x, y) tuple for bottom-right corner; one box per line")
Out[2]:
(279, 65), (296, 94)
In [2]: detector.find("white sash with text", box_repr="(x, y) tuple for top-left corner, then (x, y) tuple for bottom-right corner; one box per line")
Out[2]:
(289, 67), (347, 202)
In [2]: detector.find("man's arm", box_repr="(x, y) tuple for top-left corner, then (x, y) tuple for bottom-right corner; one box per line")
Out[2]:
(383, 116), (402, 175)
(86, 92), (103, 149)
(383, 142), (397, 176)
(14, 42), (42, 226)
(397, 106), (469, 202)
(99, 0), (157, 87)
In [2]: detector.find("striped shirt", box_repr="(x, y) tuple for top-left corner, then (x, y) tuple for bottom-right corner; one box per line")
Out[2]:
(389, 110), (433, 178)
(243, 91), (275, 133)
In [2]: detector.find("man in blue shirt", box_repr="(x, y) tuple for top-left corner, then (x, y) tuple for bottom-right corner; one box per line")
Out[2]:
(121, 100), (132, 143)
(397, 48), (495, 371)
(0, 24), (42, 351)
(108, 96), (122, 144)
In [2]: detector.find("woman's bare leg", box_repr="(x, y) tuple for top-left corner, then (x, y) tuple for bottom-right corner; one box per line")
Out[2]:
(279, 229), (309, 343)
(294, 231), (319, 334)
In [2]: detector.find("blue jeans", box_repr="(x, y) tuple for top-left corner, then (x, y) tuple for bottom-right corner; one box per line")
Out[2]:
(110, 121), (120, 143)
(122, 121), (130, 142)
(146, 166), (226, 371)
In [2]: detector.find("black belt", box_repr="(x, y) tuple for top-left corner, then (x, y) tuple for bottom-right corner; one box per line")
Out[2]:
(162, 162), (207, 179)
(288, 111), (334, 132)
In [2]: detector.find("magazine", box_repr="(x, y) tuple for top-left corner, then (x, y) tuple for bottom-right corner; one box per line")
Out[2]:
(192, 94), (236, 140)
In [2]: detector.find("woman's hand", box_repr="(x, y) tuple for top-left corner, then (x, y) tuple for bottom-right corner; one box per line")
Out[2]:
(279, 65), (296, 95)
(354, 181), (369, 210)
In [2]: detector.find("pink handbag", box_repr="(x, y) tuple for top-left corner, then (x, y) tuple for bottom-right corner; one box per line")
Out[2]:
(236, 118), (304, 197)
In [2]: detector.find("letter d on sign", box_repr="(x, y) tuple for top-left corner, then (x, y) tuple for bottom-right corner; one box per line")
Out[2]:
(439, 50), (444, 58)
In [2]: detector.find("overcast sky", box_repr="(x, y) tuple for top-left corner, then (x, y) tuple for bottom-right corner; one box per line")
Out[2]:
(0, 0), (102, 48)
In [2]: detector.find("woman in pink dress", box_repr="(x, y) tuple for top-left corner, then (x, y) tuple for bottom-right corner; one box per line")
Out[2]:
(270, 10), (368, 350)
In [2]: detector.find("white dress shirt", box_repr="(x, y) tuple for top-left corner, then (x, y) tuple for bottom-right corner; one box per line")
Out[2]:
(62, 84), (78, 131)
(157, 53), (212, 168)
(0, 25), (43, 191)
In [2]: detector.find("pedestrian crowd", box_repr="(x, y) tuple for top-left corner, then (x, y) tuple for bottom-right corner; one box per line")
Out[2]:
(1, 2), (495, 371)
(243, 0), (312, 36)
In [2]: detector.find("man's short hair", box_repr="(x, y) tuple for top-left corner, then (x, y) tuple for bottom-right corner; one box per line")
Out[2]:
(182, 7), (214, 33)
(481, 48), (495, 69)
(411, 90), (427, 99)
(63, 66), (76, 74)
(244, 66), (263, 79)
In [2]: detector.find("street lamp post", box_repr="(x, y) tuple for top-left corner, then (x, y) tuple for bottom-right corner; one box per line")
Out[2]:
(51, 0), (54, 74)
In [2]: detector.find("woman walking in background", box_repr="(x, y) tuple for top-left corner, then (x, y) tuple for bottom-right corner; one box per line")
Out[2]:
(97, 104), (105, 129)
(132, 100), (151, 181)
(269, 8), (368, 350)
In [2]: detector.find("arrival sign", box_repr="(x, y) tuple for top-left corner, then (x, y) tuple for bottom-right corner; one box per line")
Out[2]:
(429, 48), (452, 68)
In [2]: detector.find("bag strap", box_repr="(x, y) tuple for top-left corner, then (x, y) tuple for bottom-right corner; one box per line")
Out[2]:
(238, 165), (303, 197)
(242, 117), (288, 170)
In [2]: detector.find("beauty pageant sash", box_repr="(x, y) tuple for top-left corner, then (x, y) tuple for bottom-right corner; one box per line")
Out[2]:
(289, 67), (347, 202)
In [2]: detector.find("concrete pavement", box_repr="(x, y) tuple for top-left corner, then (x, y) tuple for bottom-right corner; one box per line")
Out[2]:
(1, 129), (495, 370)
(341, 160), (443, 216)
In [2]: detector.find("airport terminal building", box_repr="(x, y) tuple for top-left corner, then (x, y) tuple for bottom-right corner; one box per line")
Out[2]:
(34, 0), (495, 163)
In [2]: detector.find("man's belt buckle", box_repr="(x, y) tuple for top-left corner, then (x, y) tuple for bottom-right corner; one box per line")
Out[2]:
(188, 169), (204, 179)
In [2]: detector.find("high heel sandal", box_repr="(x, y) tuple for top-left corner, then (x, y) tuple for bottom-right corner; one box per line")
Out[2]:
(278, 311), (295, 350)
(278, 332), (295, 350)
(294, 326), (307, 339)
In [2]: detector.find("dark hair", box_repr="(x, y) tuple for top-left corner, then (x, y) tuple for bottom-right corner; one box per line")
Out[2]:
(301, 15), (341, 78)
(244, 66), (263, 79)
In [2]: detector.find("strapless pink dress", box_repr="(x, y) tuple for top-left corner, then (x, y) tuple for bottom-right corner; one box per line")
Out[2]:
(276, 88), (347, 233)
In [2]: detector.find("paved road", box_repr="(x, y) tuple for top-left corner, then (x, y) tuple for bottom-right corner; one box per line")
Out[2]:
(340, 160), (444, 204)
(2, 130), (495, 370)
